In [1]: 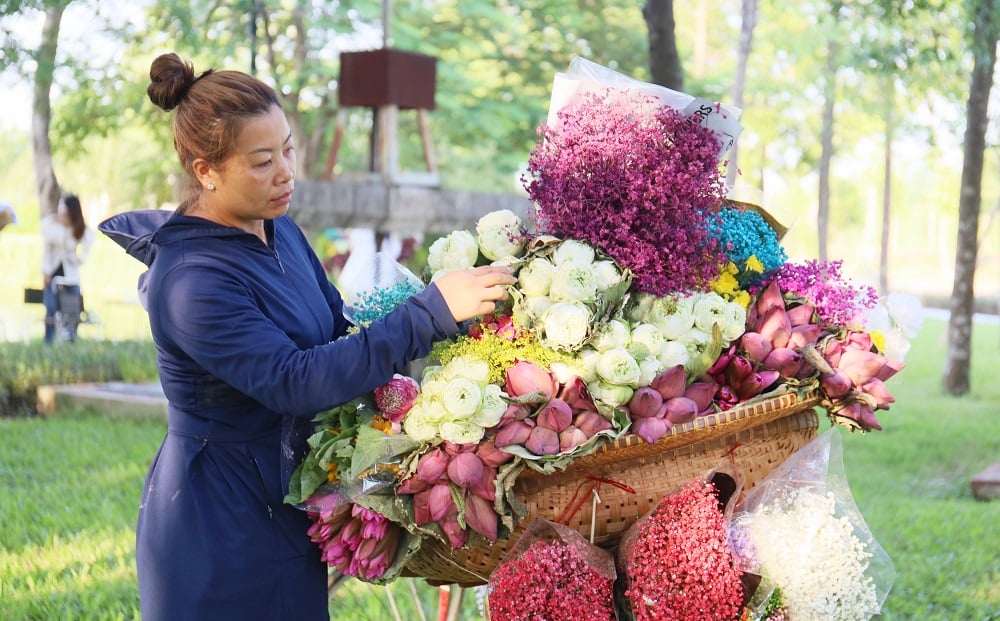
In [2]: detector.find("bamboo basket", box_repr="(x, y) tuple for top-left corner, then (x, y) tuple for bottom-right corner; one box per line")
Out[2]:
(402, 391), (822, 585)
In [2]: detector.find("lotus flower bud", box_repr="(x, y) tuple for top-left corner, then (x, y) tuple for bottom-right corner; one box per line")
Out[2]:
(822, 339), (844, 368)
(464, 492), (499, 542)
(411, 490), (432, 526)
(858, 405), (882, 430)
(396, 475), (431, 495)
(740, 331), (773, 363)
(862, 378), (895, 409)
(559, 425), (589, 452)
(494, 420), (533, 448)
(763, 347), (803, 378)
(664, 397), (698, 424)
(415, 448), (451, 483)
(631, 416), (670, 444)
(735, 373), (770, 400)
(536, 398), (573, 432)
(468, 467), (497, 502)
(525, 425), (561, 456)
(574, 410), (613, 436)
(505, 360), (558, 399)
(650, 364), (687, 400)
(788, 324), (823, 350)
(447, 452), (484, 488)
(707, 347), (735, 377)
(753, 281), (785, 319)
(428, 483), (456, 522)
(440, 509), (469, 549)
(837, 349), (885, 385)
(843, 331), (874, 352)
(757, 307), (792, 349)
(628, 387), (665, 419)
(876, 357), (904, 382)
(683, 381), (719, 412)
(500, 403), (532, 425)
(442, 441), (476, 456)
(557, 376), (598, 413)
(786, 303), (816, 327)
(725, 354), (754, 384)
(476, 439), (514, 468)
(820, 370), (853, 398)
(716, 385), (739, 409)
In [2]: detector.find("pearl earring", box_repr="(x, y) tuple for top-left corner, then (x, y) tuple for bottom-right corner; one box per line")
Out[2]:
(206, 183), (215, 191)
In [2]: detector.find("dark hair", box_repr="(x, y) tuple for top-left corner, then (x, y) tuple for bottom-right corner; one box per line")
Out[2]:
(62, 194), (86, 240)
(146, 52), (281, 203)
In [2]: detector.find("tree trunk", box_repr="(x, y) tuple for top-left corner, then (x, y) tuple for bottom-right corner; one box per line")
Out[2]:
(817, 38), (837, 263)
(32, 5), (65, 218)
(726, 0), (757, 188)
(943, 0), (998, 396)
(879, 91), (894, 295)
(643, 0), (683, 91)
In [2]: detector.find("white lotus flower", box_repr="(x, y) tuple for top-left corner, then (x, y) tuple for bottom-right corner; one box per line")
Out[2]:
(476, 209), (525, 261)
(549, 262), (598, 302)
(538, 301), (592, 351)
(551, 239), (596, 266)
(427, 230), (479, 273)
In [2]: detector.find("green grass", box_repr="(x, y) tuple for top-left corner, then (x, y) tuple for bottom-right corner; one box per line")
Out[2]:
(1, 319), (998, 619)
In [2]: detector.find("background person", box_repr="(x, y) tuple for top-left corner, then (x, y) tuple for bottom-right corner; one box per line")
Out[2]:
(40, 194), (94, 343)
(99, 52), (515, 621)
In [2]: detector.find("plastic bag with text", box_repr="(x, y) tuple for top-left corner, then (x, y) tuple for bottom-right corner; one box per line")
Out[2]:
(729, 428), (894, 620)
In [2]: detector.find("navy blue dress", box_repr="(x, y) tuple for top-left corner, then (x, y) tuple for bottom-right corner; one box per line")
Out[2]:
(100, 211), (458, 620)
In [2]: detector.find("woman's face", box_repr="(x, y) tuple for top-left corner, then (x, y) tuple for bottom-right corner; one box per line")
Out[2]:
(201, 104), (296, 231)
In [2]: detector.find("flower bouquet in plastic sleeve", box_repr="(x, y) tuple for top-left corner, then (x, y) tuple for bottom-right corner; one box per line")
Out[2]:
(487, 518), (618, 621)
(728, 428), (895, 620)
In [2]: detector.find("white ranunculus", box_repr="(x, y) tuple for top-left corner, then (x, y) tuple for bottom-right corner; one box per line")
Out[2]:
(638, 357), (666, 387)
(631, 322), (666, 357)
(402, 406), (440, 442)
(427, 230), (479, 273)
(539, 301), (593, 351)
(476, 209), (525, 261)
(549, 262), (598, 302)
(442, 378), (483, 418)
(722, 301), (747, 342)
(448, 356), (490, 385)
(439, 420), (486, 445)
(471, 384), (507, 428)
(693, 292), (729, 333)
(658, 340), (690, 368)
(596, 346), (641, 387)
(551, 239), (596, 266)
(590, 319), (631, 352)
(588, 381), (634, 407)
(593, 260), (623, 291)
(517, 258), (556, 296)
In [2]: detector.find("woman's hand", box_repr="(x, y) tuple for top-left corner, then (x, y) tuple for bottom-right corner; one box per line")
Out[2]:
(432, 265), (517, 323)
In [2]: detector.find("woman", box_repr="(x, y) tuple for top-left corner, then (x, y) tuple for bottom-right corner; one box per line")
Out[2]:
(41, 194), (95, 343)
(99, 53), (515, 620)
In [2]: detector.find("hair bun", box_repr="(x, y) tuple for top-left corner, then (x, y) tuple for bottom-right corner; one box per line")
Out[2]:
(147, 53), (197, 111)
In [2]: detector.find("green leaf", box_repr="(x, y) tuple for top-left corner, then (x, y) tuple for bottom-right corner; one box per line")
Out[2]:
(349, 425), (419, 480)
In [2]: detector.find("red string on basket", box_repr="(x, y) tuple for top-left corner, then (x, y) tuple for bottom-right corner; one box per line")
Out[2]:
(556, 472), (636, 526)
(727, 441), (742, 466)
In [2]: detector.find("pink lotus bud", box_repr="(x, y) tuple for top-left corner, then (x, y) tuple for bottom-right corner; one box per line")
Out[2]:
(716, 386), (739, 409)
(756, 370), (781, 392)
(415, 448), (451, 483)
(862, 378), (895, 409)
(876, 357), (904, 382)
(757, 307), (792, 349)
(440, 510), (469, 549)
(788, 324), (823, 350)
(628, 387), (665, 419)
(494, 420), (533, 448)
(525, 425), (561, 456)
(822, 339), (844, 368)
(754, 281), (785, 320)
(476, 439), (514, 468)
(735, 373), (768, 400)
(631, 416), (670, 444)
(469, 467), (497, 502)
(505, 360), (558, 399)
(820, 370), (853, 398)
(842, 331), (873, 352)
(447, 452), (484, 488)
(464, 493), (499, 542)
(650, 364), (687, 400)
(664, 397), (698, 424)
(838, 349), (885, 385)
(725, 355), (754, 384)
(740, 331), (773, 363)
(858, 405), (882, 431)
(786, 303), (816, 327)
(373, 374), (420, 423)
(557, 377), (599, 413)
(683, 380), (719, 413)
(500, 403), (532, 425)
(411, 490), (432, 525)
(428, 483), (455, 522)
(574, 410), (613, 436)
(763, 347), (803, 378)
(559, 425), (589, 452)
(395, 475), (430, 495)
(442, 441), (476, 455)
(707, 349), (734, 378)
(536, 398), (573, 432)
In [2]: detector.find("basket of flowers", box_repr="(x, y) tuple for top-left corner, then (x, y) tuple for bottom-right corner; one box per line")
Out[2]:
(283, 57), (911, 604)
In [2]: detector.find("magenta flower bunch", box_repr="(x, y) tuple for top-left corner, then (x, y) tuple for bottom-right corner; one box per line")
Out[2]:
(620, 479), (744, 621)
(306, 500), (401, 581)
(523, 88), (728, 297)
(488, 537), (616, 621)
(773, 260), (878, 328)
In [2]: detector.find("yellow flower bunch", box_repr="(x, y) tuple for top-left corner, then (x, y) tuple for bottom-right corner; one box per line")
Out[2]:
(431, 331), (575, 385)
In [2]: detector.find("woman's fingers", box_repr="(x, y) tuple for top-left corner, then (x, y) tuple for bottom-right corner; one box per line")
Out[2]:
(434, 266), (516, 322)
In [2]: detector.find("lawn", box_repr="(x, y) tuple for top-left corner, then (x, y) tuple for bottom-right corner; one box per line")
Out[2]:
(1, 318), (998, 619)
